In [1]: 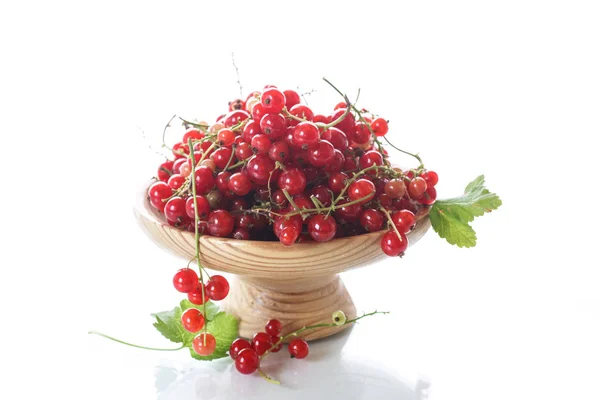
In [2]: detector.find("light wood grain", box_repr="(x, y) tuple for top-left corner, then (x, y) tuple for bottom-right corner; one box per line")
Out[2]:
(134, 185), (431, 340)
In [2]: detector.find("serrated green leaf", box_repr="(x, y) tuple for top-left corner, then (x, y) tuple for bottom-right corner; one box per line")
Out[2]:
(152, 305), (186, 344)
(430, 175), (501, 247)
(189, 312), (239, 361)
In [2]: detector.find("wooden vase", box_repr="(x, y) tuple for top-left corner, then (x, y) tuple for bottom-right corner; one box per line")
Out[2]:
(134, 188), (430, 341)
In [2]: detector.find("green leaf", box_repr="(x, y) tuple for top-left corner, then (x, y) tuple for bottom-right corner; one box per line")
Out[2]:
(151, 301), (239, 361)
(430, 175), (502, 248)
(189, 312), (239, 361)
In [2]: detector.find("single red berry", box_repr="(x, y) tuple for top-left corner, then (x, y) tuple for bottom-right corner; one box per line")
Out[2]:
(148, 181), (173, 212)
(192, 332), (216, 356)
(185, 196), (211, 220)
(407, 177), (428, 199)
(261, 88), (286, 114)
(242, 120), (262, 143)
(381, 230), (408, 256)
(308, 140), (335, 168)
(228, 98), (245, 111)
(288, 338), (309, 359)
(251, 134), (272, 155)
(228, 172), (252, 196)
(235, 348), (260, 375)
(270, 336), (283, 352)
(321, 127), (348, 151)
(359, 150), (384, 173)
(251, 332), (273, 356)
(182, 128), (204, 143)
(181, 308), (205, 333)
(384, 178), (406, 199)
(307, 214), (337, 242)
(422, 171), (439, 186)
(245, 154), (276, 186)
(418, 185), (437, 205)
(167, 174), (186, 190)
(283, 89), (301, 109)
(348, 179), (376, 204)
(164, 197), (186, 223)
(230, 338), (251, 360)
(157, 160), (174, 182)
(207, 210), (234, 237)
(265, 319), (283, 336)
(292, 122), (320, 149)
(360, 209), (384, 232)
(217, 129), (236, 147)
(277, 167), (307, 196)
(205, 275), (230, 301)
(222, 110), (250, 128)
(268, 140), (290, 163)
(211, 147), (234, 169)
(328, 172), (349, 194)
(328, 108), (355, 136)
(351, 122), (371, 144)
(391, 210), (416, 234)
(173, 268), (198, 293)
(310, 185), (333, 207)
(260, 113), (287, 139)
(193, 166), (216, 194)
(370, 118), (389, 137)
(187, 283), (208, 305)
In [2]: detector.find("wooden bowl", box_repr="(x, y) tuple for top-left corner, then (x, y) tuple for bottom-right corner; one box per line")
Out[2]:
(134, 187), (431, 341)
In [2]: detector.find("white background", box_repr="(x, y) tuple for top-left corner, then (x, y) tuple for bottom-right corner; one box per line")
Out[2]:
(1, 1), (599, 399)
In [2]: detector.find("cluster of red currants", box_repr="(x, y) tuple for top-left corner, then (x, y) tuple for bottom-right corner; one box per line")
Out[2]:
(229, 319), (309, 375)
(147, 84), (439, 257)
(173, 268), (230, 356)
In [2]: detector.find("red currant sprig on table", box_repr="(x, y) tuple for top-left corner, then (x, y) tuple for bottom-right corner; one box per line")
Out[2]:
(149, 79), (439, 259)
(228, 310), (387, 384)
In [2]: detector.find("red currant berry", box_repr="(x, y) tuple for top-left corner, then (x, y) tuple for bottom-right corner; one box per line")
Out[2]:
(148, 181), (173, 212)
(228, 98), (245, 111)
(193, 166), (216, 194)
(328, 108), (355, 135)
(157, 160), (174, 182)
(359, 150), (384, 173)
(217, 129), (236, 147)
(230, 338), (251, 360)
(407, 177), (428, 199)
(277, 167), (307, 196)
(251, 332), (273, 356)
(351, 122), (371, 144)
(360, 209), (384, 232)
(422, 171), (439, 186)
(207, 210), (234, 237)
(251, 134), (272, 155)
(192, 332), (216, 356)
(222, 110), (250, 128)
(235, 348), (260, 375)
(164, 197), (186, 223)
(173, 268), (198, 293)
(384, 178), (406, 199)
(283, 89), (301, 109)
(418, 185), (437, 205)
(370, 118), (389, 136)
(182, 128), (204, 143)
(187, 283), (208, 305)
(292, 122), (320, 149)
(308, 140), (335, 168)
(391, 210), (416, 234)
(211, 147), (234, 169)
(381, 230), (408, 256)
(242, 120), (262, 143)
(185, 195), (210, 220)
(233, 228), (250, 240)
(265, 319), (283, 336)
(310, 185), (333, 207)
(348, 179), (376, 204)
(260, 113), (286, 139)
(172, 142), (190, 159)
(268, 140), (290, 163)
(205, 275), (230, 301)
(328, 172), (349, 194)
(245, 154), (276, 186)
(288, 338), (309, 359)
(321, 127), (349, 151)
(167, 174), (185, 190)
(181, 308), (205, 333)
(228, 172), (252, 196)
(279, 226), (299, 246)
(270, 336), (283, 352)
(287, 104), (315, 126)
(307, 214), (337, 242)
(261, 88), (286, 114)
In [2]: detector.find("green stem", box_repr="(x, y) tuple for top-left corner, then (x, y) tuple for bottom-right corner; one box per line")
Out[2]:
(161, 115), (177, 152)
(88, 331), (185, 352)
(258, 368), (281, 385)
(179, 117), (209, 130)
(380, 206), (403, 242)
(322, 77), (424, 167)
(188, 138), (209, 340)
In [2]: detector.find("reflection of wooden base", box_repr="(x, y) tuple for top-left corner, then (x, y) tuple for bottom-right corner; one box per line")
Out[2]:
(221, 274), (357, 342)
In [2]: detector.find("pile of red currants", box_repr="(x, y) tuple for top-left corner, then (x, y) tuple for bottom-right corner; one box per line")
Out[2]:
(229, 319), (309, 376)
(147, 84), (439, 257)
